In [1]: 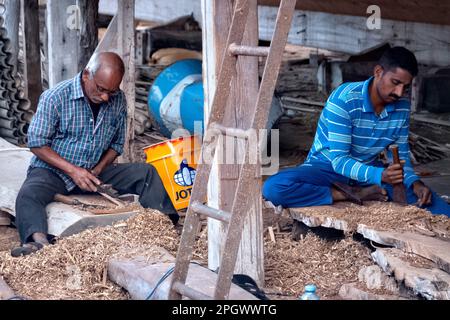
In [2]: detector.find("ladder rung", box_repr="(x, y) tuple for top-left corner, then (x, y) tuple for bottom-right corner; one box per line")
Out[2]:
(210, 123), (249, 139)
(228, 43), (270, 57)
(191, 201), (231, 223)
(172, 281), (213, 300)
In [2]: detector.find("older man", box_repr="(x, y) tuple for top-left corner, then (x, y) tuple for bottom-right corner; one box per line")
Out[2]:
(263, 47), (450, 216)
(12, 52), (178, 256)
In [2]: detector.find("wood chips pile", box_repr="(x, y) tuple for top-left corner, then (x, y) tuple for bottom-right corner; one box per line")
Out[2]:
(0, 209), (182, 300)
(264, 231), (373, 299)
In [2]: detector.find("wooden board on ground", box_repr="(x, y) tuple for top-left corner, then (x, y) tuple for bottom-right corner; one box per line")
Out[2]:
(0, 277), (15, 300)
(339, 282), (404, 300)
(46, 202), (140, 237)
(371, 248), (450, 300)
(0, 226), (20, 252)
(289, 201), (450, 236)
(289, 203), (351, 232)
(359, 226), (450, 274)
(108, 247), (258, 300)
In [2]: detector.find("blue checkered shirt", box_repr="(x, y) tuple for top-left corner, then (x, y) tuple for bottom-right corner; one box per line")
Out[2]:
(27, 72), (127, 191)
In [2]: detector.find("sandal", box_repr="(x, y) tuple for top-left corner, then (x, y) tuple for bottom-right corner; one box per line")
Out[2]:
(10, 242), (44, 257)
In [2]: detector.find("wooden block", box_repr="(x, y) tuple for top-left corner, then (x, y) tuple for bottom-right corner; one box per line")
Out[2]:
(0, 277), (15, 300)
(358, 225), (450, 273)
(372, 248), (450, 300)
(108, 247), (258, 300)
(289, 205), (351, 232)
(268, 227), (276, 243)
(0, 211), (11, 226)
(339, 283), (404, 300)
(357, 265), (398, 293)
(0, 226), (20, 251)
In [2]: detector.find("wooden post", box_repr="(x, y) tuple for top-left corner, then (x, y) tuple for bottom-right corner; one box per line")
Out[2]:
(46, 0), (98, 87)
(21, 0), (42, 112)
(202, 0), (264, 286)
(78, 0), (99, 71)
(117, 0), (135, 163)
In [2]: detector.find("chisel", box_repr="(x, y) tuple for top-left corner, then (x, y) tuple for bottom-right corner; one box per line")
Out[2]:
(388, 144), (407, 205)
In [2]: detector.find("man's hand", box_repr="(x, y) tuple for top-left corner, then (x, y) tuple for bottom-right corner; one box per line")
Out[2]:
(67, 166), (101, 192)
(413, 181), (432, 207)
(381, 161), (405, 185)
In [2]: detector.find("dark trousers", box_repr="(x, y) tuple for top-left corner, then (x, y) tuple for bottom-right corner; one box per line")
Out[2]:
(15, 163), (178, 243)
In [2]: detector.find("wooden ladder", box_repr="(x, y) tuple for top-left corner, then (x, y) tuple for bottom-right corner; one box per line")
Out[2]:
(168, 0), (296, 300)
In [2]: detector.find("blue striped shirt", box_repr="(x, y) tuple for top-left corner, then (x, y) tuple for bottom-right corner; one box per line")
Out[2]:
(306, 77), (419, 188)
(27, 72), (127, 191)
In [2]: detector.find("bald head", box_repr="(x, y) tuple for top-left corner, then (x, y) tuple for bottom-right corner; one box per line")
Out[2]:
(85, 52), (125, 80)
(82, 52), (125, 105)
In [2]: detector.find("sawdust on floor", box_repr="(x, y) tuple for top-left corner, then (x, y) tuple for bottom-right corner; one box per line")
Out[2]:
(263, 230), (373, 300)
(0, 208), (211, 300)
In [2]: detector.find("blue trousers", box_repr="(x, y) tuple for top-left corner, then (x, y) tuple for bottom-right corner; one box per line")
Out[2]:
(262, 161), (450, 217)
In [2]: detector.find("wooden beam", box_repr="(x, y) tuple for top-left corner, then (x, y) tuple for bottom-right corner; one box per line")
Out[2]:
(21, 0), (42, 112)
(47, 0), (99, 87)
(258, 7), (450, 67)
(94, 14), (118, 54)
(258, 0), (450, 26)
(203, 0), (264, 286)
(117, 0), (135, 163)
(78, 0), (99, 71)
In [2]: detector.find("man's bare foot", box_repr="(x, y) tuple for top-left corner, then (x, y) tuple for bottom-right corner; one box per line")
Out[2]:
(332, 182), (388, 204)
(31, 232), (50, 246)
(354, 185), (388, 202)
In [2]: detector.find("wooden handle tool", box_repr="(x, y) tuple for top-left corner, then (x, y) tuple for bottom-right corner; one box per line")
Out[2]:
(388, 144), (407, 205)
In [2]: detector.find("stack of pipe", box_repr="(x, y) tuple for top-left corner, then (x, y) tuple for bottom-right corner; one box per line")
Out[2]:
(0, 2), (33, 146)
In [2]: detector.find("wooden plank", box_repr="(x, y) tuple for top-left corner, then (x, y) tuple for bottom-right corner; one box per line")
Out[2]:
(357, 225), (450, 273)
(21, 0), (42, 111)
(99, 0), (203, 27)
(117, 0), (136, 163)
(108, 248), (258, 300)
(339, 282), (404, 300)
(0, 277), (15, 300)
(258, 0), (450, 26)
(0, 226), (19, 251)
(103, 0), (450, 66)
(204, 0), (264, 287)
(357, 265), (399, 293)
(372, 248), (450, 300)
(258, 7), (450, 67)
(77, 0), (99, 71)
(47, 0), (78, 87)
(47, 0), (98, 87)
(289, 206), (352, 233)
(94, 14), (118, 54)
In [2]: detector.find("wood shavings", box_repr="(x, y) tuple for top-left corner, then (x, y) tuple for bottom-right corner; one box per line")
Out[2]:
(264, 231), (374, 300)
(0, 208), (179, 300)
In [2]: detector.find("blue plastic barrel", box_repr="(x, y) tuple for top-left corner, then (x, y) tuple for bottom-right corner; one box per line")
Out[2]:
(148, 58), (283, 138)
(148, 59), (204, 137)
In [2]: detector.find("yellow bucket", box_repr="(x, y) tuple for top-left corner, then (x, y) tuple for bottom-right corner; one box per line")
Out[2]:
(143, 135), (201, 210)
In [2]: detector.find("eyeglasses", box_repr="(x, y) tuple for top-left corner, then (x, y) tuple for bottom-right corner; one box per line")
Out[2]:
(93, 77), (120, 97)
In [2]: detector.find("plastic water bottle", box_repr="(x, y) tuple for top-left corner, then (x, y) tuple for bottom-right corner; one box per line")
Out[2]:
(299, 284), (320, 300)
